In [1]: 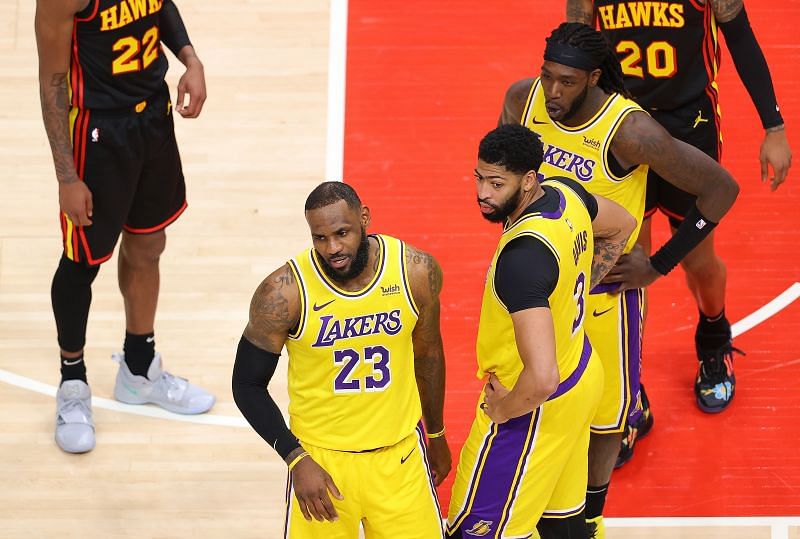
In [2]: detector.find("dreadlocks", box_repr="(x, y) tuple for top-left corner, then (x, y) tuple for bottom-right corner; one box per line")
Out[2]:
(545, 22), (631, 99)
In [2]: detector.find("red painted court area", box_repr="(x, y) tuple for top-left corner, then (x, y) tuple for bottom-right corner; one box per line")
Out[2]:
(344, 0), (800, 516)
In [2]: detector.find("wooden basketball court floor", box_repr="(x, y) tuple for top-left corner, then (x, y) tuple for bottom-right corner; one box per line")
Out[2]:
(1, 0), (798, 537)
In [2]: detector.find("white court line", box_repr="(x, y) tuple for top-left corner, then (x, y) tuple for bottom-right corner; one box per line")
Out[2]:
(0, 282), (797, 427)
(731, 282), (800, 337)
(0, 368), (248, 428)
(324, 0), (349, 182)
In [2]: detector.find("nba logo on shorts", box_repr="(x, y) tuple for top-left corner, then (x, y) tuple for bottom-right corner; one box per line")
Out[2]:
(91, 128), (100, 143)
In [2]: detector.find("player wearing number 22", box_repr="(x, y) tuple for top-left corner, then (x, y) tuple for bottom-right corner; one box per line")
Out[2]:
(233, 182), (451, 538)
(36, 0), (212, 455)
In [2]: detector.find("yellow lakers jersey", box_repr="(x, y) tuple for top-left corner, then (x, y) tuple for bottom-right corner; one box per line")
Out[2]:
(285, 234), (422, 451)
(521, 79), (648, 252)
(476, 181), (594, 389)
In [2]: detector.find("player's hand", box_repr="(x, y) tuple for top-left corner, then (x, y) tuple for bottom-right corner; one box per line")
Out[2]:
(482, 373), (511, 424)
(426, 436), (452, 486)
(176, 56), (206, 119)
(58, 181), (93, 226)
(291, 456), (343, 522)
(760, 128), (792, 191)
(602, 244), (659, 291)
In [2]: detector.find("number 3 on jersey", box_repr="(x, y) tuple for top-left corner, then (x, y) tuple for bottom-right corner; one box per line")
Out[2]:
(112, 26), (160, 75)
(333, 346), (391, 394)
(616, 40), (677, 79)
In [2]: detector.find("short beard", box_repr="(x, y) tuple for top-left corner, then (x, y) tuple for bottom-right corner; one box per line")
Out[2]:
(562, 83), (589, 122)
(479, 188), (522, 223)
(318, 229), (371, 283)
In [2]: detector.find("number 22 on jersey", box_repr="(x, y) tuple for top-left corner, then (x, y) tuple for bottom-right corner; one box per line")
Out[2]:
(111, 25), (160, 75)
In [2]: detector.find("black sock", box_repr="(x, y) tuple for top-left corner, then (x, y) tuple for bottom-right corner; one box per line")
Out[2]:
(696, 309), (731, 350)
(586, 483), (609, 520)
(123, 331), (155, 377)
(60, 353), (87, 384)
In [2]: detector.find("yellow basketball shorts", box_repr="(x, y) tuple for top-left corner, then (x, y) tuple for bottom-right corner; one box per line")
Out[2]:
(284, 425), (444, 538)
(584, 287), (644, 434)
(447, 345), (602, 538)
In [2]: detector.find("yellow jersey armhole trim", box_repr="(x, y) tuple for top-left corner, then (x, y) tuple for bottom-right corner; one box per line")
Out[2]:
(286, 259), (306, 340)
(601, 106), (642, 183)
(520, 78), (539, 126)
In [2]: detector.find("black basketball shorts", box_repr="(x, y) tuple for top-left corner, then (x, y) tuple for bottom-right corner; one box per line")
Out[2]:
(61, 83), (186, 266)
(645, 92), (721, 227)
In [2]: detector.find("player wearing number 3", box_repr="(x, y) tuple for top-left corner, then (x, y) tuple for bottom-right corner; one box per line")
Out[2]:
(447, 125), (637, 538)
(499, 23), (738, 538)
(233, 182), (451, 538)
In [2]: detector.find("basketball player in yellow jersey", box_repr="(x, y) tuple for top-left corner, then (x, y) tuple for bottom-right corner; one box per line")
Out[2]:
(499, 23), (739, 538)
(232, 182), (451, 538)
(447, 125), (637, 539)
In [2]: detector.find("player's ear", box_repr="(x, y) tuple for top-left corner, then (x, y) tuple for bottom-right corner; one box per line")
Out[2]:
(360, 205), (371, 229)
(522, 170), (538, 192)
(588, 68), (602, 88)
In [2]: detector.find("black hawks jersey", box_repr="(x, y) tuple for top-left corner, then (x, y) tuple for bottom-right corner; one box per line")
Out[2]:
(71, 0), (169, 109)
(593, 0), (720, 110)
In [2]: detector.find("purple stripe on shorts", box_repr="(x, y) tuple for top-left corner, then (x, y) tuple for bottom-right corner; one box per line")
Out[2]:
(458, 411), (540, 538)
(547, 334), (591, 401)
(624, 288), (643, 424)
(589, 282), (621, 294)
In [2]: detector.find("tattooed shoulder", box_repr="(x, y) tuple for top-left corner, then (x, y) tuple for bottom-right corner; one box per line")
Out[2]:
(244, 264), (298, 348)
(406, 244), (443, 298)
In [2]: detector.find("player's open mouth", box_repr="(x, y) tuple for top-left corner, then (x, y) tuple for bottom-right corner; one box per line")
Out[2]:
(329, 256), (349, 269)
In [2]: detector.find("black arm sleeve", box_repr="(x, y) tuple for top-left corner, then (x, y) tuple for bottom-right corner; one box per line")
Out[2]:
(160, 0), (192, 58)
(547, 177), (598, 220)
(719, 6), (784, 129)
(495, 236), (559, 313)
(649, 204), (717, 275)
(232, 336), (301, 460)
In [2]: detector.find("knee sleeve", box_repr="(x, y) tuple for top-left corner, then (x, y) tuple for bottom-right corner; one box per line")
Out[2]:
(51, 255), (100, 352)
(538, 511), (589, 539)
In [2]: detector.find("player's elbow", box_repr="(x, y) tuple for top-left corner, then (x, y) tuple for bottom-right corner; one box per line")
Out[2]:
(533, 367), (561, 402)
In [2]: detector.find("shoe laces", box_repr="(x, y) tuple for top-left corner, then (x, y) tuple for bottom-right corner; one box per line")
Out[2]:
(152, 370), (188, 402)
(700, 344), (745, 384)
(58, 396), (91, 423)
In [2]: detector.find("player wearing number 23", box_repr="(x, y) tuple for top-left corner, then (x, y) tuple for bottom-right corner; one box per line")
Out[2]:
(233, 182), (451, 538)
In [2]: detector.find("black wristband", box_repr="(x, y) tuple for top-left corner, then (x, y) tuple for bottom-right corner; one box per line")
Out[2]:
(160, 0), (192, 57)
(232, 337), (301, 460)
(649, 205), (717, 275)
(719, 6), (784, 129)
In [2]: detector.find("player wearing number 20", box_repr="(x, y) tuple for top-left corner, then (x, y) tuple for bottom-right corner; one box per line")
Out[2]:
(233, 182), (451, 538)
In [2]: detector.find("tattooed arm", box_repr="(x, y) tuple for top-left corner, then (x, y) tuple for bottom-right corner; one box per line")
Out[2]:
(235, 266), (343, 522)
(242, 264), (300, 354)
(612, 112), (738, 223)
(603, 112), (739, 289)
(406, 244), (451, 486)
(589, 194), (636, 290)
(499, 78), (535, 126)
(35, 0), (94, 226)
(566, 0), (595, 24)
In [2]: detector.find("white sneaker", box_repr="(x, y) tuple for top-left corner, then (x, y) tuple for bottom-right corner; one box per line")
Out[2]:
(55, 380), (95, 454)
(112, 352), (215, 414)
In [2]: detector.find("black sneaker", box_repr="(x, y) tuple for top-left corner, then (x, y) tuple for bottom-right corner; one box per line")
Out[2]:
(694, 340), (745, 413)
(615, 384), (653, 468)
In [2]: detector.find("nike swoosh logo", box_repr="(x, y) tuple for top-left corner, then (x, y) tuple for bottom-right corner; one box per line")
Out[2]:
(592, 307), (614, 317)
(146, 336), (155, 343)
(531, 117), (548, 125)
(312, 299), (335, 311)
(62, 358), (83, 366)
(400, 448), (415, 464)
